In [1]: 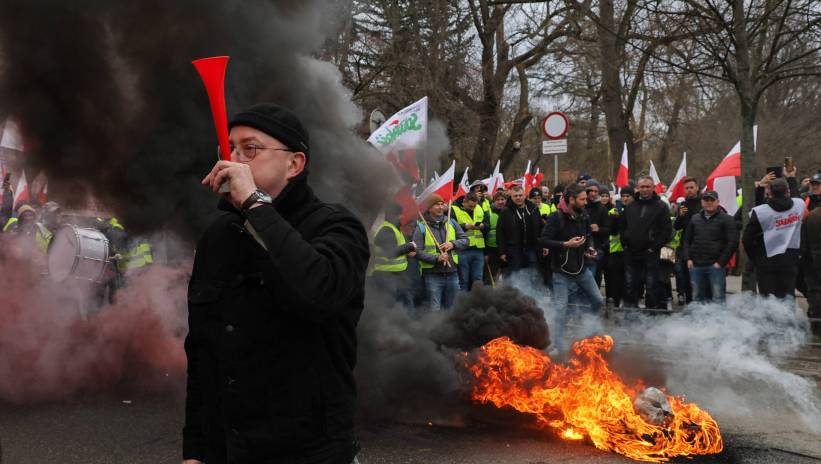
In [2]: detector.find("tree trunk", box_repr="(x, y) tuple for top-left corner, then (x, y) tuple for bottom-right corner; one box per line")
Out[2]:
(657, 84), (685, 172)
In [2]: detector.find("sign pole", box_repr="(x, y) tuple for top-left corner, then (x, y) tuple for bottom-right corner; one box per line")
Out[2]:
(554, 154), (559, 187)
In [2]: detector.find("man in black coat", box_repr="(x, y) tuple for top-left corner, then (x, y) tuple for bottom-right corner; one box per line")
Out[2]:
(583, 179), (610, 285)
(619, 176), (673, 309)
(496, 184), (544, 276)
(186, 103), (370, 464)
(672, 177), (701, 304)
(682, 190), (738, 303)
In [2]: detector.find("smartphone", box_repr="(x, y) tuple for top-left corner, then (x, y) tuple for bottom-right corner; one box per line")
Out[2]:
(784, 156), (793, 170)
(766, 166), (783, 178)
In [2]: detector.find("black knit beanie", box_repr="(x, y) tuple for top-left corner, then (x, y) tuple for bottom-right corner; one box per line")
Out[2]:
(228, 103), (310, 158)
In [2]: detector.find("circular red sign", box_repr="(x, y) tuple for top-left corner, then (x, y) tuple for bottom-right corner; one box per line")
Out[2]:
(541, 112), (569, 140)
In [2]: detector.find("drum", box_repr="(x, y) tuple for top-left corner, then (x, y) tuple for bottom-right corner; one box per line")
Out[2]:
(47, 225), (111, 283)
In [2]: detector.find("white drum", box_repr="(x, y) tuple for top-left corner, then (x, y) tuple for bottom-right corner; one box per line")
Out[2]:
(48, 225), (111, 283)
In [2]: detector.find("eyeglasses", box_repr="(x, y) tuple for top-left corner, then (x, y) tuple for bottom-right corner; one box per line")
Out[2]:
(219, 143), (293, 163)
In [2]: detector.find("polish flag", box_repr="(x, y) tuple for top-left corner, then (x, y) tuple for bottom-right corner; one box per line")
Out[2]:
(454, 167), (470, 199)
(483, 159), (501, 193)
(648, 160), (665, 194)
(615, 143), (629, 188)
(13, 171), (29, 209)
(707, 142), (742, 216)
(666, 153), (688, 202)
(38, 181), (48, 204)
(416, 160), (455, 206)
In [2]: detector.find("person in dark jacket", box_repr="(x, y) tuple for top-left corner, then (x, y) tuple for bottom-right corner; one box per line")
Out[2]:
(801, 202), (821, 321)
(540, 184), (602, 352)
(672, 177), (701, 304)
(806, 173), (821, 212)
(683, 190), (738, 303)
(742, 177), (805, 299)
(496, 185), (544, 277)
(411, 194), (468, 311)
(188, 103), (370, 464)
(619, 176), (673, 309)
(583, 179), (609, 285)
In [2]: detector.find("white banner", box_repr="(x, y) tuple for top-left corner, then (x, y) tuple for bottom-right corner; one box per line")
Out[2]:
(367, 97), (428, 154)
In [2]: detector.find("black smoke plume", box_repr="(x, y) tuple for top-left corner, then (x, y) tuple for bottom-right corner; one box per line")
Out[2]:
(0, 0), (393, 237)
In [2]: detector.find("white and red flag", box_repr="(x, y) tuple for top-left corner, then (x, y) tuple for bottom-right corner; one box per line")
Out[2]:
(368, 97), (428, 182)
(454, 167), (470, 199)
(13, 171), (29, 209)
(648, 160), (666, 194)
(666, 153), (688, 202)
(707, 142), (742, 216)
(482, 159), (501, 193)
(615, 143), (629, 188)
(416, 160), (455, 206)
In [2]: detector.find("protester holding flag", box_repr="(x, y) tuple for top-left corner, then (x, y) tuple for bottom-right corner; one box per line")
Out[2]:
(451, 192), (487, 291)
(620, 176), (673, 310)
(496, 185), (543, 277)
(743, 177), (805, 299)
(412, 194), (468, 311)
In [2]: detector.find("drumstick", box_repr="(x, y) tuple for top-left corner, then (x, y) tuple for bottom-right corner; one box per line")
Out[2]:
(417, 210), (452, 268)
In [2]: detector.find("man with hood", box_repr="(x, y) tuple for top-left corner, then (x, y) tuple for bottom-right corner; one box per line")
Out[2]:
(743, 177), (805, 299)
(541, 183), (603, 352)
(496, 185), (543, 276)
(619, 176), (673, 309)
(412, 194), (468, 310)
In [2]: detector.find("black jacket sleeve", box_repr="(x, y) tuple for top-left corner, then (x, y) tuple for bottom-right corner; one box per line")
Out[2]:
(374, 226), (414, 257)
(717, 215), (739, 267)
(540, 213), (565, 249)
(652, 207), (673, 251)
(788, 177), (799, 198)
(182, 333), (205, 461)
(742, 210), (763, 261)
(244, 203), (370, 323)
(496, 210), (509, 256)
(682, 220), (694, 263)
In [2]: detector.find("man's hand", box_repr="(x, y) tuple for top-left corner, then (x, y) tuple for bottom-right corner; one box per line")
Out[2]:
(438, 252), (450, 264)
(784, 164), (797, 178)
(499, 254), (507, 262)
(759, 172), (776, 185)
(202, 160), (259, 210)
(408, 250), (417, 257)
(679, 206), (689, 217)
(439, 241), (454, 252)
(687, 259), (694, 269)
(463, 223), (474, 230)
(563, 236), (586, 248)
(713, 262), (722, 269)
(542, 248), (549, 257)
(590, 223), (599, 233)
(183, 460), (204, 464)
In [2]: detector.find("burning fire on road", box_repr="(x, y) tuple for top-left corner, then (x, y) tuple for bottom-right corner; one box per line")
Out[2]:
(464, 336), (723, 462)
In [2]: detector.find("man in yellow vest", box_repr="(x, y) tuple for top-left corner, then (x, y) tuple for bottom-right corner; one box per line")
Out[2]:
(528, 188), (555, 225)
(484, 191), (506, 285)
(470, 181), (491, 215)
(411, 194), (468, 311)
(370, 203), (418, 307)
(452, 192), (487, 291)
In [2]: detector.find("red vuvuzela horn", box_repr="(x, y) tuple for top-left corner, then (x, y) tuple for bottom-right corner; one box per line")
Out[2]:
(192, 56), (231, 161)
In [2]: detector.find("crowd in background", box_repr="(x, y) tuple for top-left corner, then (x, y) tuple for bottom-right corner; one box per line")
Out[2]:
(369, 164), (821, 349)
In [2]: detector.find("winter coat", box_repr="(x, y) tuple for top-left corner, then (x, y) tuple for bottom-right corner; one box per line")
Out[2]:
(540, 198), (593, 275)
(801, 206), (821, 274)
(585, 200), (610, 251)
(618, 192), (673, 254)
(411, 214), (468, 273)
(673, 195), (702, 231)
(496, 198), (543, 258)
(742, 195), (800, 270)
(682, 210), (738, 267)
(183, 172), (369, 464)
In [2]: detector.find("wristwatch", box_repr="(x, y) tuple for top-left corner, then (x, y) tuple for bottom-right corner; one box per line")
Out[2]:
(241, 189), (273, 212)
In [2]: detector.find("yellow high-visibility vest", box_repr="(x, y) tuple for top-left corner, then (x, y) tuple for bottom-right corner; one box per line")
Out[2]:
(418, 220), (459, 270)
(371, 221), (408, 274)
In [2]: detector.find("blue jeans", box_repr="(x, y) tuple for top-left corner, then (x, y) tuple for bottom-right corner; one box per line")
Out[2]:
(551, 269), (604, 351)
(689, 265), (726, 303)
(424, 272), (460, 311)
(457, 248), (485, 291)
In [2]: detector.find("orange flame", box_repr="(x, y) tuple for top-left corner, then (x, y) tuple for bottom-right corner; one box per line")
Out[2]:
(465, 336), (723, 462)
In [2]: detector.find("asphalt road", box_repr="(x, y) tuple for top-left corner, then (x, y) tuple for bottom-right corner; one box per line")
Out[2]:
(2, 394), (820, 464)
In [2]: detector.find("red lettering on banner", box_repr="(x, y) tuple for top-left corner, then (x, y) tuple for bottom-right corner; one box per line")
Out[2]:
(774, 214), (800, 228)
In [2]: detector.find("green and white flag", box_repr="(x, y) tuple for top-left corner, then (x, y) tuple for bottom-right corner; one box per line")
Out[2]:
(367, 97), (428, 153)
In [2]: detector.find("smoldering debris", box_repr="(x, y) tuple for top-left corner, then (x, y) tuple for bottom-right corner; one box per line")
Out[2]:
(432, 284), (550, 350)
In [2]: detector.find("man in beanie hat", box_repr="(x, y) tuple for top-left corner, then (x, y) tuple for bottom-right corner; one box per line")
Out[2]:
(188, 103), (370, 464)
(412, 194), (468, 310)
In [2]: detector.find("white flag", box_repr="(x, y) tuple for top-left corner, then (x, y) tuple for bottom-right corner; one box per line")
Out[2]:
(367, 97), (428, 154)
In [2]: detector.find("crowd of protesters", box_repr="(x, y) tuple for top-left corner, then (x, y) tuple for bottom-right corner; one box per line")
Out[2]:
(369, 163), (821, 348)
